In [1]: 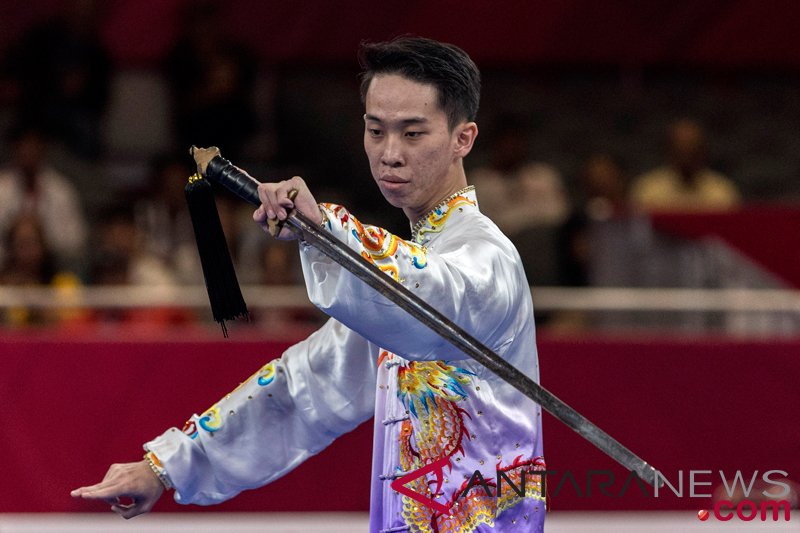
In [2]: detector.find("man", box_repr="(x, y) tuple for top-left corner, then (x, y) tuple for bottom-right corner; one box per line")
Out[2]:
(629, 118), (740, 212)
(0, 124), (88, 274)
(72, 36), (545, 532)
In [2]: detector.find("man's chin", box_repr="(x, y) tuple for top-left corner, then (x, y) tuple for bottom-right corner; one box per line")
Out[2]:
(378, 189), (408, 209)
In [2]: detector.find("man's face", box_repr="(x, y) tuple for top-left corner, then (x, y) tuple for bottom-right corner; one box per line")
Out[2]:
(668, 120), (706, 177)
(363, 74), (468, 222)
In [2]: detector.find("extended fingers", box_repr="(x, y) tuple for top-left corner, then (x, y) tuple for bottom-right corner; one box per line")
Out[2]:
(72, 463), (133, 497)
(71, 480), (112, 498)
(72, 484), (137, 517)
(71, 461), (163, 520)
(71, 480), (124, 500)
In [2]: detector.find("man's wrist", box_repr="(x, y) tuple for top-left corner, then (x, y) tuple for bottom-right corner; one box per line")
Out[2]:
(318, 205), (329, 228)
(143, 451), (174, 490)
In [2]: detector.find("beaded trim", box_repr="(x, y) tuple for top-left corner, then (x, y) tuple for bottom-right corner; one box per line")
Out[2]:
(318, 205), (330, 228)
(410, 185), (475, 240)
(144, 451), (174, 490)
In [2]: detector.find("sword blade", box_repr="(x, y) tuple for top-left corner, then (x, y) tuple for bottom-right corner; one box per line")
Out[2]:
(199, 153), (661, 487)
(285, 209), (661, 487)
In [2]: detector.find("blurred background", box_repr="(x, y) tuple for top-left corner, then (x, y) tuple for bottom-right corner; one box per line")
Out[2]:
(0, 0), (798, 336)
(0, 0), (798, 529)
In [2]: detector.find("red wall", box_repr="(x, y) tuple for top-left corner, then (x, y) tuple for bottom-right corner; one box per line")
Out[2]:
(2, 328), (797, 513)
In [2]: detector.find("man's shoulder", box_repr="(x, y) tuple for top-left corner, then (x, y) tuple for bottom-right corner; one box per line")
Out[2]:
(633, 166), (675, 185)
(630, 167), (682, 202)
(697, 168), (736, 187)
(440, 209), (521, 259)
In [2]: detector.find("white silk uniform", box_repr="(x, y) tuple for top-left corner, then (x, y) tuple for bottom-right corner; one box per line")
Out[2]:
(145, 187), (546, 532)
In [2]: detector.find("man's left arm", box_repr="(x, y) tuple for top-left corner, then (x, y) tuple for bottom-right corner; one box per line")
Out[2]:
(300, 203), (528, 362)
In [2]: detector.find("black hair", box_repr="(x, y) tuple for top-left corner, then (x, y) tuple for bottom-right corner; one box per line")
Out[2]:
(358, 36), (481, 130)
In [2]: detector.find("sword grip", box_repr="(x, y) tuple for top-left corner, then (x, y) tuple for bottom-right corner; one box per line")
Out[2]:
(204, 155), (300, 237)
(204, 155), (261, 207)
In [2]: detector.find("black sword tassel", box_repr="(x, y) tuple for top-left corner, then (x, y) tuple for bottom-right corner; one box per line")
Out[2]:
(184, 172), (248, 336)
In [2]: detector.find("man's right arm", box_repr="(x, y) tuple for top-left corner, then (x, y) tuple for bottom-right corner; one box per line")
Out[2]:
(72, 318), (377, 514)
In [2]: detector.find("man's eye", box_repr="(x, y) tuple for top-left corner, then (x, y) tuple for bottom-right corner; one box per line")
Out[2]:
(405, 131), (423, 138)
(368, 128), (383, 137)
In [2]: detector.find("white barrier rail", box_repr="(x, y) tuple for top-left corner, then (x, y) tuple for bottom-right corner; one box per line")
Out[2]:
(0, 285), (798, 313)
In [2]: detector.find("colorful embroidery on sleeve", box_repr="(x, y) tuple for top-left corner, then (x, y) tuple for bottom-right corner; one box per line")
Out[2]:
(321, 203), (428, 281)
(256, 362), (276, 387)
(198, 405), (222, 433)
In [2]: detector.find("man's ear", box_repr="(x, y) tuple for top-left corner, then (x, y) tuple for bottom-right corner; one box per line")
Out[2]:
(454, 122), (478, 158)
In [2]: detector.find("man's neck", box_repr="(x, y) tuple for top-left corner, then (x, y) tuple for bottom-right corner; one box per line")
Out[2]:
(405, 179), (469, 227)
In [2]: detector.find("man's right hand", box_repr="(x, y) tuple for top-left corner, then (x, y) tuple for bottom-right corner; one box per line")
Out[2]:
(71, 460), (165, 519)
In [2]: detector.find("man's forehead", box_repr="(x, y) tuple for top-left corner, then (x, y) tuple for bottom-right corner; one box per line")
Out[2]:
(364, 113), (428, 124)
(364, 74), (445, 122)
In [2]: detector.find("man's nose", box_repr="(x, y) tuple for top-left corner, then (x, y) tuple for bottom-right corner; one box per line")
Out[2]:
(380, 135), (404, 167)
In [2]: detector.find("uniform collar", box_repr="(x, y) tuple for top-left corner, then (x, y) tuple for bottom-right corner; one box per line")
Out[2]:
(411, 186), (478, 244)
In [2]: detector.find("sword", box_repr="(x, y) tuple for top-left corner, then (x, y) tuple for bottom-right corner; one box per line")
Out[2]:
(192, 146), (662, 488)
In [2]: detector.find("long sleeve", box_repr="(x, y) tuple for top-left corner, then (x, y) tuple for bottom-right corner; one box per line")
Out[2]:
(299, 199), (532, 364)
(144, 318), (378, 505)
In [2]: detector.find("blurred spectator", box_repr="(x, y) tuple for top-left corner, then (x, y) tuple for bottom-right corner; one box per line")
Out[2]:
(470, 115), (570, 235)
(134, 154), (270, 286)
(259, 242), (301, 286)
(0, 123), (88, 274)
(213, 185), (307, 286)
(89, 204), (198, 326)
(1, 0), (111, 159)
(134, 154), (202, 285)
(237, 220), (320, 333)
(237, 225), (302, 286)
(630, 118), (741, 212)
(90, 205), (175, 286)
(558, 153), (631, 288)
(164, 0), (258, 160)
(0, 213), (82, 326)
(0, 214), (57, 286)
(545, 154), (631, 331)
(580, 152), (630, 221)
(470, 115), (569, 289)
(212, 191), (264, 282)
